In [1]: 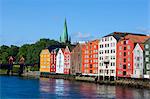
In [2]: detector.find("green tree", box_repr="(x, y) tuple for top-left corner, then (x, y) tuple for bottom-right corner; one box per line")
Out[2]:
(0, 45), (10, 64)
(8, 45), (19, 57)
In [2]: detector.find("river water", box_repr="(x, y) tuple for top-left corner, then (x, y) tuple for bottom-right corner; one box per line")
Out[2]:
(0, 76), (150, 99)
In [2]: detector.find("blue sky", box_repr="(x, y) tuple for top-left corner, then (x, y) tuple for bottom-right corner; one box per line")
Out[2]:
(1, 0), (150, 46)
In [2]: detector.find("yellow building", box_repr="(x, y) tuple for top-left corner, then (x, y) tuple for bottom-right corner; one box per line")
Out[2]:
(40, 49), (50, 72)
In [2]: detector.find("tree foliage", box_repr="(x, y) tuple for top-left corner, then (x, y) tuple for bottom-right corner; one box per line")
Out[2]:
(0, 39), (67, 65)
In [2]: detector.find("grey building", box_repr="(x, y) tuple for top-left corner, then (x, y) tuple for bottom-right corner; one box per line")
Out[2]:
(70, 43), (83, 75)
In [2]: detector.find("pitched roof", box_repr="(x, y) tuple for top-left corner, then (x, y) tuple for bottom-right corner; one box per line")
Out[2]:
(68, 45), (76, 51)
(144, 38), (150, 43)
(139, 44), (144, 50)
(51, 48), (59, 54)
(47, 44), (66, 52)
(124, 35), (150, 43)
(104, 32), (147, 41)
(61, 48), (65, 54)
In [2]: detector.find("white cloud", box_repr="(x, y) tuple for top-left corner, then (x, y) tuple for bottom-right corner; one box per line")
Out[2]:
(76, 32), (91, 39)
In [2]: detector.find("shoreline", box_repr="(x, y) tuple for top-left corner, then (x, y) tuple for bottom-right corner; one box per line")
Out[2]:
(40, 73), (150, 89)
(1, 71), (150, 89)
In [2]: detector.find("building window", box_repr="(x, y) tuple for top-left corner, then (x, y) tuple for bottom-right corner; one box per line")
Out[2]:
(123, 65), (126, 69)
(107, 70), (109, 74)
(110, 37), (112, 41)
(137, 63), (139, 68)
(126, 40), (129, 44)
(123, 71), (126, 76)
(119, 46), (122, 50)
(113, 43), (115, 47)
(128, 63), (130, 68)
(119, 63), (122, 68)
(119, 52), (122, 56)
(128, 57), (130, 61)
(118, 71), (122, 75)
(113, 49), (115, 53)
(119, 58), (122, 61)
(127, 45), (130, 49)
(146, 64), (150, 69)
(113, 63), (115, 66)
(124, 52), (126, 56)
(90, 70), (93, 73)
(137, 57), (140, 61)
(146, 51), (149, 55)
(111, 49), (112, 53)
(147, 71), (150, 75)
(146, 57), (149, 62)
(128, 52), (130, 55)
(124, 41), (126, 45)
(145, 44), (149, 49)
(90, 64), (92, 68)
(124, 59), (126, 62)
(124, 47), (126, 50)
(113, 56), (115, 59)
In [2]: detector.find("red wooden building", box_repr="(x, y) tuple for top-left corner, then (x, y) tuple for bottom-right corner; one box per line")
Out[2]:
(116, 34), (149, 78)
(50, 48), (59, 73)
(64, 46), (71, 74)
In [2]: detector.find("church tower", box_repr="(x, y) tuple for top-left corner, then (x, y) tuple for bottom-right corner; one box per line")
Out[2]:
(60, 19), (70, 43)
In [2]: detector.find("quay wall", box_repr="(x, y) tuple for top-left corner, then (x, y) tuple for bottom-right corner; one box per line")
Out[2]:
(40, 73), (150, 89)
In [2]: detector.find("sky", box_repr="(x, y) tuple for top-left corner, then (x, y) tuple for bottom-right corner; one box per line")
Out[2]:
(0, 0), (150, 46)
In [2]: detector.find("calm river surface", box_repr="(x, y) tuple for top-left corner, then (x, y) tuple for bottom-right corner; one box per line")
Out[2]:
(0, 76), (150, 99)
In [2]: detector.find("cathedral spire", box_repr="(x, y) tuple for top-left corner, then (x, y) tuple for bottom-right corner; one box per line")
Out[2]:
(60, 18), (69, 43)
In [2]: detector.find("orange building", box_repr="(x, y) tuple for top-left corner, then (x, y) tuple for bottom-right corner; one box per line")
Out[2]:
(40, 49), (51, 73)
(82, 40), (99, 76)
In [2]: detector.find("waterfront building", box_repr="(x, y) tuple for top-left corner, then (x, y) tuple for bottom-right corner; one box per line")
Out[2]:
(144, 38), (150, 79)
(56, 48), (65, 74)
(116, 34), (149, 78)
(132, 43), (144, 78)
(40, 45), (66, 73)
(70, 43), (83, 75)
(40, 49), (50, 73)
(64, 46), (71, 74)
(50, 48), (59, 73)
(98, 32), (127, 80)
(82, 40), (99, 76)
(60, 19), (71, 43)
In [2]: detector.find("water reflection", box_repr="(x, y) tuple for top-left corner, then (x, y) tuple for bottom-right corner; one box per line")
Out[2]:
(1, 76), (150, 99)
(39, 78), (150, 99)
(55, 79), (65, 96)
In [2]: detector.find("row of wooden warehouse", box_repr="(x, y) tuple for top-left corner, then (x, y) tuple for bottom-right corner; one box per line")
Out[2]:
(40, 32), (150, 80)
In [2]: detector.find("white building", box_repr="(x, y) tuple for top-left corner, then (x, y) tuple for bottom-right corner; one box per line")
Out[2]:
(56, 48), (65, 74)
(132, 43), (144, 78)
(98, 36), (117, 80)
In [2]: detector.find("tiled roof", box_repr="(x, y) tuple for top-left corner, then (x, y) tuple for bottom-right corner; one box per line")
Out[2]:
(124, 35), (150, 43)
